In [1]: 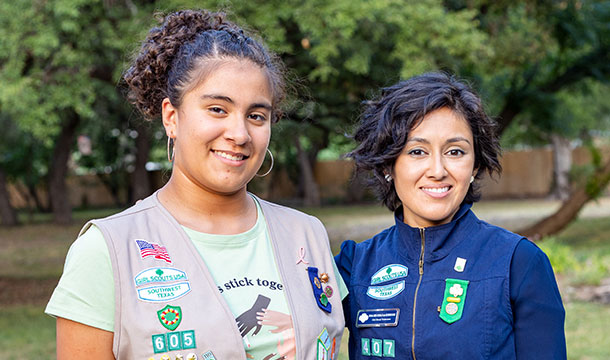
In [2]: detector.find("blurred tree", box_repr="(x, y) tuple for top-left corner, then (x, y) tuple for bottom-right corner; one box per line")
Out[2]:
(0, 168), (17, 226)
(0, 0), (607, 231)
(456, 0), (610, 237)
(520, 148), (610, 239)
(501, 81), (610, 199)
(0, 0), (155, 223)
(0, 113), (21, 226)
(0, 110), (51, 225)
(450, 0), (610, 132)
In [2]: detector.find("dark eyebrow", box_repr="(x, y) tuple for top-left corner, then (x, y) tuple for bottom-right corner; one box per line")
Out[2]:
(249, 103), (273, 112)
(200, 94), (233, 103)
(406, 136), (471, 145)
(200, 94), (272, 112)
(446, 137), (471, 145)
(406, 137), (429, 144)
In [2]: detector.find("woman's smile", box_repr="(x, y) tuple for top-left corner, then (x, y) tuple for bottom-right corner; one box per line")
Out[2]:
(420, 184), (452, 198)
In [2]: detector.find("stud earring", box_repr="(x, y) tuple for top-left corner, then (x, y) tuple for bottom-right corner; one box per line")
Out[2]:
(384, 173), (392, 182)
(470, 175), (474, 184)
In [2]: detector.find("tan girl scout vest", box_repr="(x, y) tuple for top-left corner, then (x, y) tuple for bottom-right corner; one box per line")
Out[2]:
(81, 192), (344, 359)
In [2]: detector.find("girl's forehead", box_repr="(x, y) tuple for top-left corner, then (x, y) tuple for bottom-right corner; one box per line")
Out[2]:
(185, 59), (273, 103)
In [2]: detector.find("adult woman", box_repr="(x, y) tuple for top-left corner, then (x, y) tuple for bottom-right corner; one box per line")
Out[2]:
(46, 10), (345, 360)
(335, 72), (566, 359)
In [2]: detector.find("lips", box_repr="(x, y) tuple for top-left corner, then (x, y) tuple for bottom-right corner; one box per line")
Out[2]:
(422, 186), (450, 194)
(421, 185), (452, 198)
(213, 150), (249, 161)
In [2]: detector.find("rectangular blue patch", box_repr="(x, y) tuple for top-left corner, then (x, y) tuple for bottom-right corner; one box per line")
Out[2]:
(356, 308), (400, 328)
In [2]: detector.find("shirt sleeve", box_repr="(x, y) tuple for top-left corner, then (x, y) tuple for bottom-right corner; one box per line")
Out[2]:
(510, 239), (566, 359)
(331, 252), (349, 301)
(45, 225), (115, 332)
(334, 240), (357, 326)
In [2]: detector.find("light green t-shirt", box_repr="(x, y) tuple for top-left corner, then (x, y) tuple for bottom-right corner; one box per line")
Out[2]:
(46, 201), (347, 359)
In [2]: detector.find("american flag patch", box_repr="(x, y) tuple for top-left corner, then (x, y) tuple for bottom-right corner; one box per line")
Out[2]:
(135, 239), (172, 264)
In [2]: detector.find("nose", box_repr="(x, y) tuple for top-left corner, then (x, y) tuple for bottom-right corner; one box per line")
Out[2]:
(426, 152), (448, 179)
(224, 114), (251, 145)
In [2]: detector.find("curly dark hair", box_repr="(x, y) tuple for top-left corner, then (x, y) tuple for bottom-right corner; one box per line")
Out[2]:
(348, 72), (502, 211)
(123, 9), (286, 122)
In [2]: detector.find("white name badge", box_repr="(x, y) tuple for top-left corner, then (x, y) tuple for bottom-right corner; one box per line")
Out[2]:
(137, 282), (191, 302)
(356, 308), (400, 328)
(366, 280), (405, 300)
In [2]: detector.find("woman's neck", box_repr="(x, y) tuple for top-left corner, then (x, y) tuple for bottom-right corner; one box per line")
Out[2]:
(157, 176), (257, 235)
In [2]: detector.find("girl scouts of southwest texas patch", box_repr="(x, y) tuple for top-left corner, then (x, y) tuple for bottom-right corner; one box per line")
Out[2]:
(439, 278), (469, 324)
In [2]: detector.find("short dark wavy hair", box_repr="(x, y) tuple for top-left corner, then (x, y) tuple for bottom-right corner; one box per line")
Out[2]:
(348, 72), (502, 211)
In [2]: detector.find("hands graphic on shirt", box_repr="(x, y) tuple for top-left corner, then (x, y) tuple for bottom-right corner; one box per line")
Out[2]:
(256, 309), (293, 334)
(257, 310), (295, 360)
(236, 294), (271, 337)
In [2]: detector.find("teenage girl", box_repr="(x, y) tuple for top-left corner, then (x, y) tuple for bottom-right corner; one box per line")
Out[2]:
(46, 9), (346, 360)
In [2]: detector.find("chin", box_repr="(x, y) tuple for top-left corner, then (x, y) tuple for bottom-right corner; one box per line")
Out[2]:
(423, 212), (454, 226)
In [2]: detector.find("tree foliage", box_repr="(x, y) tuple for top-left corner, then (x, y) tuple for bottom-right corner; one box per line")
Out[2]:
(0, 0), (155, 222)
(0, 0), (608, 224)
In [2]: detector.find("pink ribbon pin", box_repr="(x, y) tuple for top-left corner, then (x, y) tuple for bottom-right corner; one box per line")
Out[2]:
(296, 247), (309, 265)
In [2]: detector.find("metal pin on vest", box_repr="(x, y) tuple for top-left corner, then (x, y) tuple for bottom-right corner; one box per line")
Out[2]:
(307, 266), (332, 313)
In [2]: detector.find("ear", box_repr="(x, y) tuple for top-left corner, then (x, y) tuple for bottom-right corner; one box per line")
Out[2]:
(470, 168), (479, 184)
(162, 98), (178, 138)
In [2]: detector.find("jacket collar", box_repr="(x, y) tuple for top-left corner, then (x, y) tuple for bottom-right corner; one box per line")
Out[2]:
(394, 202), (476, 262)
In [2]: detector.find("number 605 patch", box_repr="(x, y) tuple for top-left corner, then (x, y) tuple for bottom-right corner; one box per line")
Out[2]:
(152, 330), (196, 353)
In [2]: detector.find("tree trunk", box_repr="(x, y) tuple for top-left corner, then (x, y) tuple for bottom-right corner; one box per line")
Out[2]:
(518, 156), (610, 240)
(130, 122), (152, 203)
(27, 183), (46, 212)
(496, 98), (522, 136)
(48, 112), (80, 225)
(0, 167), (19, 226)
(550, 133), (572, 201)
(294, 137), (321, 207)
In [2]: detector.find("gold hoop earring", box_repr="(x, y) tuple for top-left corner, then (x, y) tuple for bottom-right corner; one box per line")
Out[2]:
(256, 149), (274, 177)
(167, 137), (175, 163)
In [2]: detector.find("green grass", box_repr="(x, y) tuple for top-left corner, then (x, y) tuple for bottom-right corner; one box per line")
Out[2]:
(565, 301), (610, 360)
(554, 216), (610, 252)
(3, 303), (606, 360)
(300, 203), (391, 228)
(0, 223), (82, 279)
(539, 216), (610, 286)
(1, 201), (609, 359)
(0, 305), (56, 359)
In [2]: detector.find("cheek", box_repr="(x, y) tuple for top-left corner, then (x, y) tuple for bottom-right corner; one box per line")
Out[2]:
(392, 168), (420, 202)
(450, 161), (476, 187)
(253, 125), (271, 147)
(393, 160), (422, 186)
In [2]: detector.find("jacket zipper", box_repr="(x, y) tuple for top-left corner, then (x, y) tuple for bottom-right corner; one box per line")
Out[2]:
(411, 228), (425, 360)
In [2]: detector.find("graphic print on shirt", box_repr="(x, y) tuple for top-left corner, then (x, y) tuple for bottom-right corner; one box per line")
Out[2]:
(185, 200), (297, 360)
(232, 293), (295, 360)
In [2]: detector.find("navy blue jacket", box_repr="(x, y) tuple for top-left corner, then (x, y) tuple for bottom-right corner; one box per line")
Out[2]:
(335, 203), (566, 359)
